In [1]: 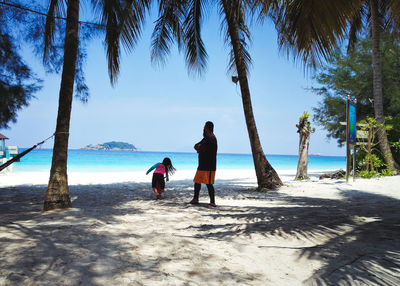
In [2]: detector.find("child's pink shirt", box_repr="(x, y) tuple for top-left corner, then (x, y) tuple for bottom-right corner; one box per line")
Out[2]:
(154, 163), (166, 175)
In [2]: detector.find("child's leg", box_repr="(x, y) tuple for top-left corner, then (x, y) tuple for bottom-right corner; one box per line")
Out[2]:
(157, 189), (164, 200)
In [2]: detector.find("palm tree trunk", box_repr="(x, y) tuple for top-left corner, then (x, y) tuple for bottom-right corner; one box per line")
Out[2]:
(222, 0), (282, 189)
(369, 0), (399, 172)
(295, 124), (310, 180)
(43, 0), (80, 211)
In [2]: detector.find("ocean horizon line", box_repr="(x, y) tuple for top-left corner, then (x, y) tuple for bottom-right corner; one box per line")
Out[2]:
(17, 148), (345, 158)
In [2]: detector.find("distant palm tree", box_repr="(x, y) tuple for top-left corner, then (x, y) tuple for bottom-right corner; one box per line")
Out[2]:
(43, 0), (150, 211)
(151, 0), (283, 189)
(272, 0), (399, 171)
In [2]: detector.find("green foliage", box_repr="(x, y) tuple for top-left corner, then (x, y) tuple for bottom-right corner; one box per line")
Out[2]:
(297, 111), (315, 133)
(299, 111), (309, 121)
(311, 34), (400, 163)
(363, 153), (384, 168)
(358, 170), (381, 178)
(357, 116), (394, 178)
(356, 116), (394, 176)
(0, 11), (42, 128)
(381, 166), (394, 176)
(391, 140), (400, 151)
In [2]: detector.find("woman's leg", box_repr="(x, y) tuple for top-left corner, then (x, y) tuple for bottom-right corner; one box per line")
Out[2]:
(190, 183), (201, 203)
(206, 184), (215, 205)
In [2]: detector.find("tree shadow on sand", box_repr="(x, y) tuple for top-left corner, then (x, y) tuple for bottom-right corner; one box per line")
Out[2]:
(0, 180), (266, 285)
(181, 181), (400, 285)
(0, 184), (151, 285)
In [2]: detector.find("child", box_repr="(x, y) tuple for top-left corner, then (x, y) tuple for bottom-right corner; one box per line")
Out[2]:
(146, 157), (176, 199)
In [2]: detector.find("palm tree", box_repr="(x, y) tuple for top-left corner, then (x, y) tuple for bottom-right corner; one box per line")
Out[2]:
(272, 0), (399, 172)
(151, 0), (283, 189)
(43, 0), (150, 211)
(367, 0), (400, 171)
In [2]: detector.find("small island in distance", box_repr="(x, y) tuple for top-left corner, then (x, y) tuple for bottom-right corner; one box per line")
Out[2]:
(81, 141), (138, 151)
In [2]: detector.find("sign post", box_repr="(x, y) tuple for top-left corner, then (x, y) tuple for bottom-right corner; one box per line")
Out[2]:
(346, 96), (357, 183)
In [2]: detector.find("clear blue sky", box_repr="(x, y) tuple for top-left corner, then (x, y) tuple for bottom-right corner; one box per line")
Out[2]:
(1, 7), (344, 156)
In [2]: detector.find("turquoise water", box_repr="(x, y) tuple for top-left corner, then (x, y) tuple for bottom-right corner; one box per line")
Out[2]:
(5, 149), (345, 173)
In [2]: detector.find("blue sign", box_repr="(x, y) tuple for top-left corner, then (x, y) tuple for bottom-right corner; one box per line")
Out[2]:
(348, 103), (356, 144)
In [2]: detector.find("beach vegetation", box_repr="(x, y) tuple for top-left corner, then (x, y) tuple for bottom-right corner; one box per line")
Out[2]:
(309, 0), (400, 172)
(351, 0), (400, 173)
(358, 169), (381, 178)
(312, 34), (400, 168)
(356, 116), (395, 177)
(42, 0), (150, 211)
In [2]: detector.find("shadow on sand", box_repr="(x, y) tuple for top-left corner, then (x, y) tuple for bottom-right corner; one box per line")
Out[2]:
(1, 178), (399, 285)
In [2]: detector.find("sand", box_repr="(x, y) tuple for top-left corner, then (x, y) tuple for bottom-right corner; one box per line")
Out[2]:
(1, 169), (400, 285)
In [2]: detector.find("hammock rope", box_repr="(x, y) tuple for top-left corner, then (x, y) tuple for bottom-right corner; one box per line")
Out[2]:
(0, 132), (62, 172)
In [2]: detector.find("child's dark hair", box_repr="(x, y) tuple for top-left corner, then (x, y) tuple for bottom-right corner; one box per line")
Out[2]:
(162, 157), (176, 176)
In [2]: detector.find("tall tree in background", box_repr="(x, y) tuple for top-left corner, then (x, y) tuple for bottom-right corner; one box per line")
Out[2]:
(151, 0), (283, 189)
(43, 0), (150, 211)
(341, 0), (400, 171)
(312, 34), (400, 163)
(269, 0), (399, 172)
(367, 0), (399, 171)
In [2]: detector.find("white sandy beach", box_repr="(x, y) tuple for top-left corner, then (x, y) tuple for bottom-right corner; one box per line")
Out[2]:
(1, 169), (400, 285)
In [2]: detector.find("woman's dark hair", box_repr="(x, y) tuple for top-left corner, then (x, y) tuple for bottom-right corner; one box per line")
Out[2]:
(162, 157), (176, 176)
(205, 121), (214, 132)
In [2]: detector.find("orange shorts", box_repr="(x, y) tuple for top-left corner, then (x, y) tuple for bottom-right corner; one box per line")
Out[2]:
(193, 170), (216, 185)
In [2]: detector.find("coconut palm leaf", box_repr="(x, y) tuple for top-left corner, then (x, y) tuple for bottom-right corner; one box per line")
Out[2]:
(182, 0), (208, 76)
(347, 5), (365, 54)
(151, 0), (186, 67)
(95, 0), (150, 85)
(219, 0), (252, 75)
(273, 0), (359, 67)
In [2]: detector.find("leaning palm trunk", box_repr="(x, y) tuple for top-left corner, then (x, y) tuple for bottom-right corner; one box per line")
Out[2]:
(369, 0), (399, 172)
(43, 0), (80, 211)
(222, 0), (282, 189)
(295, 118), (311, 180)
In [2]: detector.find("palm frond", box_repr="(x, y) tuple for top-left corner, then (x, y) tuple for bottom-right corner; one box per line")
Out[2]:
(119, 0), (151, 52)
(385, 0), (400, 32)
(44, 0), (66, 62)
(101, 0), (150, 85)
(347, 7), (364, 54)
(245, 0), (279, 25)
(151, 0), (186, 67)
(220, 0), (252, 75)
(391, 0), (400, 25)
(100, 0), (121, 85)
(274, 0), (361, 68)
(182, 0), (208, 76)
(227, 38), (251, 75)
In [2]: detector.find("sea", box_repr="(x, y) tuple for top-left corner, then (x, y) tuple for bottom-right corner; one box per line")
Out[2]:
(5, 149), (346, 173)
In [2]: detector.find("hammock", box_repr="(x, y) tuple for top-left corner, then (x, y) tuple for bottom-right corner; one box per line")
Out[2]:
(0, 133), (55, 172)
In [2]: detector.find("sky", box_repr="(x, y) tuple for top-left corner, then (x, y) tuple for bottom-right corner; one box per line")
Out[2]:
(1, 5), (344, 156)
